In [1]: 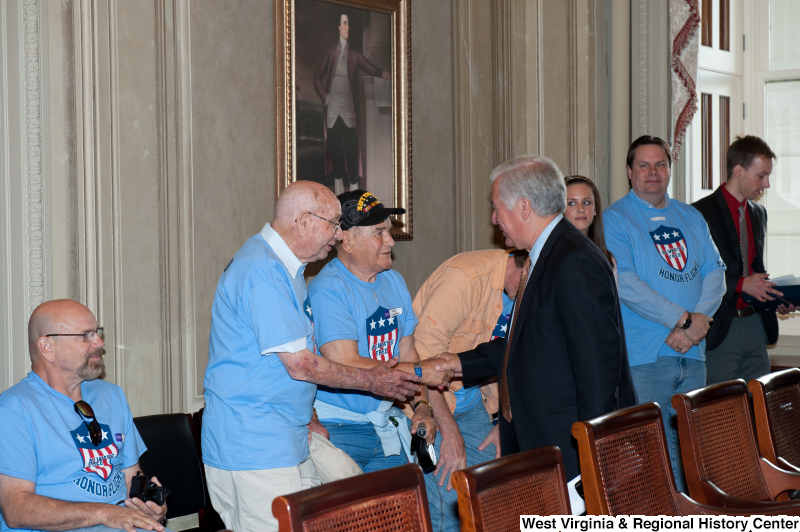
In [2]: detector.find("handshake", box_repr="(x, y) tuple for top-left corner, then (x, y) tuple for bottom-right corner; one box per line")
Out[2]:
(364, 353), (464, 400)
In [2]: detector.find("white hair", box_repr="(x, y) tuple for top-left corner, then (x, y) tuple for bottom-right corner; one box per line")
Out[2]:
(490, 155), (566, 216)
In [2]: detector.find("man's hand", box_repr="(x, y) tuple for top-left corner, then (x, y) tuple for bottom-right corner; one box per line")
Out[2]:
(382, 71), (391, 80)
(365, 358), (421, 400)
(677, 312), (712, 344)
(432, 353), (463, 378)
(478, 424), (501, 459)
(665, 328), (692, 354)
(743, 273), (783, 303)
(411, 405), (436, 446)
(308, 409), (330, 444)
(124, 475), (168, 527)
(778, 303), (798, 315)
(417, 358), (455, 387)
(99, 500), (166, 532)
(433, 429), (466, 491)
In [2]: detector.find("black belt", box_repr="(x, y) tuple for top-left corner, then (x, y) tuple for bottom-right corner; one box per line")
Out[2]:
(735, 306), (756, 318)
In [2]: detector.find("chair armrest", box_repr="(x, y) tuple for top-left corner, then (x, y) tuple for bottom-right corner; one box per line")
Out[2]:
(701, 480), (800, 510)
(760, 458), (800, 500)
(677, 492), (800, 516)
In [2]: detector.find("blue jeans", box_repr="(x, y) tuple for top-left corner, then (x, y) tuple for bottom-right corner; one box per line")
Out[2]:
(425, 402), (497, 532)
(630, 356), (706, 493)
(321, 420), (409, 473)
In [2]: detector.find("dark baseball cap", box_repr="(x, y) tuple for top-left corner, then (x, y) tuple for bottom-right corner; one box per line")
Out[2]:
(338, 190), (406, 231)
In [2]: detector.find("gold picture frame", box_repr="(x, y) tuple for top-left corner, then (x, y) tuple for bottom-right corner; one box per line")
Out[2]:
(275, 0), (412, 239)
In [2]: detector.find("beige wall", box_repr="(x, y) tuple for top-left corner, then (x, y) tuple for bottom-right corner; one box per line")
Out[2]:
(0, 0), (619, 414)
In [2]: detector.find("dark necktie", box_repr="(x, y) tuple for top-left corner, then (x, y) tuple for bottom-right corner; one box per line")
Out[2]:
(739, 204), (749, 276)
(499, 256), (531, 423)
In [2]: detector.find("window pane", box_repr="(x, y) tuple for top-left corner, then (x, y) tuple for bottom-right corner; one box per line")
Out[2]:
(764, 79), (800, 333)
(770, 0), (800, 70)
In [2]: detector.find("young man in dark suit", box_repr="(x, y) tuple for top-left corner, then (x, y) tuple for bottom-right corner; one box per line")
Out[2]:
(692, 135), (796, 384)
(433, 155), (637, 481)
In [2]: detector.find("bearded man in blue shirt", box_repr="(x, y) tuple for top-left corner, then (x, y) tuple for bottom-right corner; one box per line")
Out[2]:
(604, 135), (726, 492)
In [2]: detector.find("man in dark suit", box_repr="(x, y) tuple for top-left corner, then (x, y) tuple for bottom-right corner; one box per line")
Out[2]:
(692, 135), (796, 384)
(433, 155), (637, 480)
(313, 14), (390, 186)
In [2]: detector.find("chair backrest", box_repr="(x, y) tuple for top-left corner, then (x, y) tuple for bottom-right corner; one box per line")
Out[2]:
(133, 413), (206, 519)
(572, 402), (680, 516)
(749, 369), (800, 470)
(671, 380), (772, 502)
(451, 446), (570, 532)
(272, 463), (432, 532)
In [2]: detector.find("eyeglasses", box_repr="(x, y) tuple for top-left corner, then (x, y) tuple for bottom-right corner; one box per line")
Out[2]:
(46, 327), (104, 343)
(306, 211), (343, 236)
(74, 400), (103, 446)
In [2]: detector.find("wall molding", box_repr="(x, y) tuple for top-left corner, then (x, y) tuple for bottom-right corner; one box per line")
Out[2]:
(23, 0), (44, 315)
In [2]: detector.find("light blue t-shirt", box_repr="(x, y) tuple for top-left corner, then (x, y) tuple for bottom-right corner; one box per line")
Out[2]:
(454, 291), (513, 413)
(604, 190), (726, 366)
(0, 372), (145, 532)
(309, 258), (418, 417)
(202, 225), (318, 470)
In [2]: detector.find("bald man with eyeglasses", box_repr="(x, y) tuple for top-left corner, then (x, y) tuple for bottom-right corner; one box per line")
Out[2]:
(0, 299), (172, 532)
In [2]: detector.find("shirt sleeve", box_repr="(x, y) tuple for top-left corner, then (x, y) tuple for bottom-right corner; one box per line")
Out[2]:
(604, 209), (686, 329)
(693, 218), (727, 316)
(412, 269), (475, 360)
(398, 275), (418, 336)
(248, 280), (308, 353)
(0, 402), (37, 482)
(309, 284), (359, 348)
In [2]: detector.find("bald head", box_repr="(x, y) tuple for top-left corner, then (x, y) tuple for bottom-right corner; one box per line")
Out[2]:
(272, 181), (343, 263)
(274, 181), (337, 223)
(28, 300), (94, 360)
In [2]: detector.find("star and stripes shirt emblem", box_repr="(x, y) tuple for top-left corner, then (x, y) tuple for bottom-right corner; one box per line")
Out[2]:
(491, 311), (510, 340)
(366, 306), (399, 361)
(70, 423), (119, 480)
(649, 225), (689, 272)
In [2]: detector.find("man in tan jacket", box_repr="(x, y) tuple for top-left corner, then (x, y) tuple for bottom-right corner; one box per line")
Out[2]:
(413, 249), (525, 532)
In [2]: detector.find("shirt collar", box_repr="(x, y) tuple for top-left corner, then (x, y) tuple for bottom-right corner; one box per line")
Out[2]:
(259, 223), (305, 278)
(528, 214), (563, 276)
(339, 36), (348, 51)
(629, 188), (671, 210)
(720, 182), (747, 210)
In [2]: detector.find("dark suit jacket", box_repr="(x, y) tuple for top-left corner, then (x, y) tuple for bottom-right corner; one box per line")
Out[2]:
(312, 43), (384, 177)
(458, 219), (638, 479)
(692, 187), (778, 349)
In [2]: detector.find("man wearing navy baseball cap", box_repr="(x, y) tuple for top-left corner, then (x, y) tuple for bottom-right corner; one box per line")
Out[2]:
(307, 190), (455, 498)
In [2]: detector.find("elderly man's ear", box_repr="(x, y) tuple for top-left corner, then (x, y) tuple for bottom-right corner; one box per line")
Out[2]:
(36, 337), (56, 363)
(294, 210), (312, 236)
(340, 229), (354, 253)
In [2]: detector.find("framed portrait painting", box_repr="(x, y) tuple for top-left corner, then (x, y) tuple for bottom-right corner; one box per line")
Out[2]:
(275, 0), (412, 239)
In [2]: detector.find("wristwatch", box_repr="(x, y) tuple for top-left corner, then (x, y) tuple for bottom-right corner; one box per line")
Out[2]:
(413, 362), (423, 379)
(680, 313), (692, 330)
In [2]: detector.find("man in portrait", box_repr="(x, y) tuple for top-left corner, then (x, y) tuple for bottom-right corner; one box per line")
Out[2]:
(314, 13), (391, 187)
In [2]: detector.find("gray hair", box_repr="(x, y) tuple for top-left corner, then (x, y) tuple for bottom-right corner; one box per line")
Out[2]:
(490, 155), (566, 216)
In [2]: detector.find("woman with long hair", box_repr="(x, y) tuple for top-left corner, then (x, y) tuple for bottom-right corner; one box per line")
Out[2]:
(563, 175), (616, 272)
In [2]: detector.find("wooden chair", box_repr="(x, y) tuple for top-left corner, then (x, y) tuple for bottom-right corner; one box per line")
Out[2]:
(272, 464), (432, 532)
(749, 368), (800, 473)
(452, 446), (570, 532)
(570, 402), (782, 515)
(672, 380), (800, 512)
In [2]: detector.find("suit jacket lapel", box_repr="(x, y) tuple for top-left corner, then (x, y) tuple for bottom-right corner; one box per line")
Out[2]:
(507, 219), (569, 358)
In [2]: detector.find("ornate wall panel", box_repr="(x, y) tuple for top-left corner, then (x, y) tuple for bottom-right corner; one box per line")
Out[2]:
(0, 0), (51, 389)
(453, 0), (609, 251)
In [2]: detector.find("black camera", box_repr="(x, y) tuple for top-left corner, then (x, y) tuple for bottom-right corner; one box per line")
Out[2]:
(129, 471), (172, 506)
